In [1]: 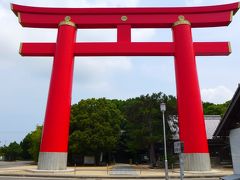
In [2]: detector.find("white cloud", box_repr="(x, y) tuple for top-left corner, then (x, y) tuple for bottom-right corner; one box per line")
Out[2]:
(10, 0), (139, 7)
(132, 29), (157, 42)
(72, 57), (132, 101)
(77, 29), (116, 42)
(86, 0), (140, 7)
(184, 0), (203, 6)
(201, 86), (233, 104)
(74, 57), (132, 84)
(184, 0), (237, 6)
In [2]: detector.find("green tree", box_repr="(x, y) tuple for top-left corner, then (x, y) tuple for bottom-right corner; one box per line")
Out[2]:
(28, 126), (42, 162)
(0, 145), (7, 159)
(0, 146), (4, 156)
(16, 92), (231, 165)
(20, 133), (32, 160)
(4, 142), (22, 161)
(69, 98), (124, 164)
(203, 101), (230, 117)
(123, 93), (177, 167)
(20, 125), (42, 162)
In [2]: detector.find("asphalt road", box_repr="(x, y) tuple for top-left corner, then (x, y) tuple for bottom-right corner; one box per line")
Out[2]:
(0, 162), (221, 180)
(0, 161), (32, 168)
(0, 177), (220, 180)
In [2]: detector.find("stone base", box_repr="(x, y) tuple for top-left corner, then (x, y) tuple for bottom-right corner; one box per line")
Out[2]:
(184, 153), (211, 171)
(38, 152), (67, 170)
(26, 168), (74, 173)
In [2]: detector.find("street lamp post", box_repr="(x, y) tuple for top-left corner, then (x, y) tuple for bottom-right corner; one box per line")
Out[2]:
(160, 102), (169, 180)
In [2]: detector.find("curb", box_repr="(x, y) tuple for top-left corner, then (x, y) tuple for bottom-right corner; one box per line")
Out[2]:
(0, 173), (230, 179)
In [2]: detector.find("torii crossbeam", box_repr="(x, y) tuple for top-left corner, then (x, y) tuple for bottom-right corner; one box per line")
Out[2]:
(12, 2), (239, 171)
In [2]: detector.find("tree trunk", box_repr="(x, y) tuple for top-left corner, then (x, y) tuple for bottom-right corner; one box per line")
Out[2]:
(149, 143), (156, 167)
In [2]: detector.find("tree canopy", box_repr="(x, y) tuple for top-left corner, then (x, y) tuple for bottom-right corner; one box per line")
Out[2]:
(8, 92), (230, 164)
(122, 93), (177, 166)
(1, 141), (22, 161)
(68, 98), (124, 163)
(20, 125), (42, 162)
(203, 101), (230, 117)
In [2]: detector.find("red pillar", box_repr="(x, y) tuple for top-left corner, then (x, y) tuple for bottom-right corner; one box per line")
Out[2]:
(172, 16), (210, 171)
(38, 16), (76, 170)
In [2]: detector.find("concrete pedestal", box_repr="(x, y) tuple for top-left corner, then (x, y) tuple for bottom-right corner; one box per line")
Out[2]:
(184, 153), (211, 171)
(38, 152), (67, 170)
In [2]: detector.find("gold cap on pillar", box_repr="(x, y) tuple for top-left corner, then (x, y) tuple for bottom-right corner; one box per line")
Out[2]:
(173, 15), (191, 27)
(59, 16), (76, 28)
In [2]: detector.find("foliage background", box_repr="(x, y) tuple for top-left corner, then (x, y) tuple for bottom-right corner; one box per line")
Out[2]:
(0, 92), (229, 165)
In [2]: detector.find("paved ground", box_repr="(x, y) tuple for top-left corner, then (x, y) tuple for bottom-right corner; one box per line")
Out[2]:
(0, 176), (219, 180)
(0, 161), (234, 179)
(0, 161), (32, 168)
(0, 177), (221, 180)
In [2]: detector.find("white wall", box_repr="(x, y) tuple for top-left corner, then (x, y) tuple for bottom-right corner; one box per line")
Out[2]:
(230, 127), (240, 174)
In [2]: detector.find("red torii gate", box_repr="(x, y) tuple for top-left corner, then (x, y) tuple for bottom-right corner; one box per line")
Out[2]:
(12, 3), (239, 171)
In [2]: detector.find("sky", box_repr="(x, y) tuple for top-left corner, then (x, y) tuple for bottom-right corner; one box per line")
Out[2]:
(0, 0), (240, 145)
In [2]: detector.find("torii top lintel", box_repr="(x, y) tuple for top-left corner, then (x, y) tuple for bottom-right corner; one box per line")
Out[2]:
(12, 2), (239, 28)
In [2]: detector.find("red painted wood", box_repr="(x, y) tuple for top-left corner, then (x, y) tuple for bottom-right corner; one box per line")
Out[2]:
(20, 42), (55, 56)
(39, 24), (76, 152)
(75, 42), (174, 56)
(18, 11), (233, 28)
(194, 42), (231, 56)
(117, 25), (131, 42)
(12, 3), (239, 15)
(20, 42), (230, 56)
(172, 22), (209, 153)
